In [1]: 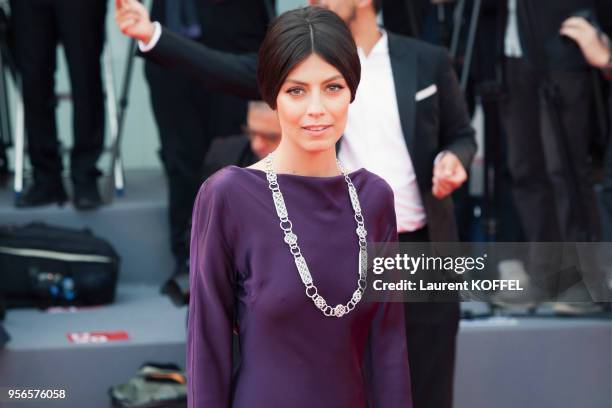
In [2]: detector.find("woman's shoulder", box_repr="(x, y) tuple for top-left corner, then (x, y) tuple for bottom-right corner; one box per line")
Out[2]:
(356, 169), (396, 220)
(358, 169), (395, 200)
(196, 165), (255, 204)
(200, 165), (255, 192)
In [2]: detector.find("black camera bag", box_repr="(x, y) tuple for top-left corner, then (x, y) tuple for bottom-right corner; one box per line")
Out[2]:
(0, 222), (120, 308)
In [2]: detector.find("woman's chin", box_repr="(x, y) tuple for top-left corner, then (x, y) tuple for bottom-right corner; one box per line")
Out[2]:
(299, 138), (338, 154)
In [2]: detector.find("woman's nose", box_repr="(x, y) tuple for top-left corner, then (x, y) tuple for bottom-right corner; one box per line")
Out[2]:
(306, 94), (325, 118)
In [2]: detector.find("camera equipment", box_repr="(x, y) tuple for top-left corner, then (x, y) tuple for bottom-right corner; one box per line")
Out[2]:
(0, 4), (16, 188)
(449, 0), (482, 91)
(264, 0), (275, 21)
(102, 36), (136, 203)
(402, 0), (422, 38)
(104, 0), (157, 203)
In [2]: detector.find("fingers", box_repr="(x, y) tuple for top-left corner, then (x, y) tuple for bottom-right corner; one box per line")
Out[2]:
(115, 9), (142, 35)
(432, 175), (462, 199)
(432, 155), (467, 199)
(561, 16), (589, 29)
(433, 153), (458, 178)
(433, 174), (458, 190)
(115, 0), (131, 11)
(116, 9), (140, 22)
(560, 16), (596, 42)
(560, 26), (580, 38)
(118, 18), (138, 34)
(432, 180), (453, 199)
(432, 171), (455, 199)
(116, 0), (139, 13)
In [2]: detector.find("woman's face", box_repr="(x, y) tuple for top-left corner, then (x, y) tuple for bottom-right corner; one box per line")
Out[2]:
(275, 53), (351, 154)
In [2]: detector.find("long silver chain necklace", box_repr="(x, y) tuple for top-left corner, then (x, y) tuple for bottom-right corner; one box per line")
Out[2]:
(264, 153), (368, 318)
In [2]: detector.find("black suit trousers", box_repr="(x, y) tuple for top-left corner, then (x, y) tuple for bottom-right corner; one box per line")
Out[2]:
(500, 58), (600, 244)
(399, 228), (460, 408)
(602, 126), (612, 241)
(10, 0), (107, 183)
(144, 62), (246, 264)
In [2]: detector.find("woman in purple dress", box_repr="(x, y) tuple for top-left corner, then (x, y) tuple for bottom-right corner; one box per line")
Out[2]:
(187, 7), (412, 407)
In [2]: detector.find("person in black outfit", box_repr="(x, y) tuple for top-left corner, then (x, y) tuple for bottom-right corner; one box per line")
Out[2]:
(497, 0), (603, 244)
(561, 11), (612, 245)
(10, 0), (107, 209)
(142, 0), (271, 278)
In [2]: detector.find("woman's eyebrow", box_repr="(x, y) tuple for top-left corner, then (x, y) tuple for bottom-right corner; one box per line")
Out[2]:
(285, 75), (343, 86)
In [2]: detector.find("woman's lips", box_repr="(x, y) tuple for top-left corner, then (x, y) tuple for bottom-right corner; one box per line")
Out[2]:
(302, 124), (332, 135)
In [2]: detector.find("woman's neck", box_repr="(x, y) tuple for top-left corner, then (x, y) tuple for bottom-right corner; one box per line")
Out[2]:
(271, 141), (340, 177)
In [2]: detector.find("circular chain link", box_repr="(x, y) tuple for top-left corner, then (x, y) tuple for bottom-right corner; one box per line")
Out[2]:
(265, 153), (368, 318)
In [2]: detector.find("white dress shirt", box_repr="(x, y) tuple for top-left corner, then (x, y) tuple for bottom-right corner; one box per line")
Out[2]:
(504, 0), (524, 57)
(138, 22), (162, 52)
(340, 30), (427, 233)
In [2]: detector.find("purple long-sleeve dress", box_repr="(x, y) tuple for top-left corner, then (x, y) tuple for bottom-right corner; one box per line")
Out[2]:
(187, 165), (412, 407)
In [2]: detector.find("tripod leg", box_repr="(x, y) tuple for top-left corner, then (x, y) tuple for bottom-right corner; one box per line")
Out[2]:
(0, 51), (10, 185)
(105, 38), (136, 202)
(13, 78), (25, 196)
(0, 51), (11, 148)
(449, 0), (466, 59)
(403, 0), (421, 38)
(104, 0), (150, 202)
(264, 0), (275, 21)
(460, 0), (481, 91)
(102, 38), (122, 203)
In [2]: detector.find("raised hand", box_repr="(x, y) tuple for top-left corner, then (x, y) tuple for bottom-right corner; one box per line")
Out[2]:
(115, 0), (155, 44)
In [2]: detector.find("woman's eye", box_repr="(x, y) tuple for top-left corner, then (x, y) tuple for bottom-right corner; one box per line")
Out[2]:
(287, 87), (305, 96)
(327, 84), (345, 93)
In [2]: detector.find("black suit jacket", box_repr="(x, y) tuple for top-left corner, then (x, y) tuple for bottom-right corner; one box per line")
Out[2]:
(201, 135), (257, 181)
(483, 0), (607, 71)
(145, 28), (476, 242)
(150, 0), (270, 52)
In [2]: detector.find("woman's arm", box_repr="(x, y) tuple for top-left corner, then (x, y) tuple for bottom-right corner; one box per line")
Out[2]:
(187, 174), (236, 407)
(365, 186), (413, 407)
(365, 302), (413, 407)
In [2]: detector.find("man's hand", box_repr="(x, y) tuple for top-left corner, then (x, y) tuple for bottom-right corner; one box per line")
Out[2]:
(432, 152), (467, 199)
(115, 0), (155, 44)
(560, 17), (610, 69)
